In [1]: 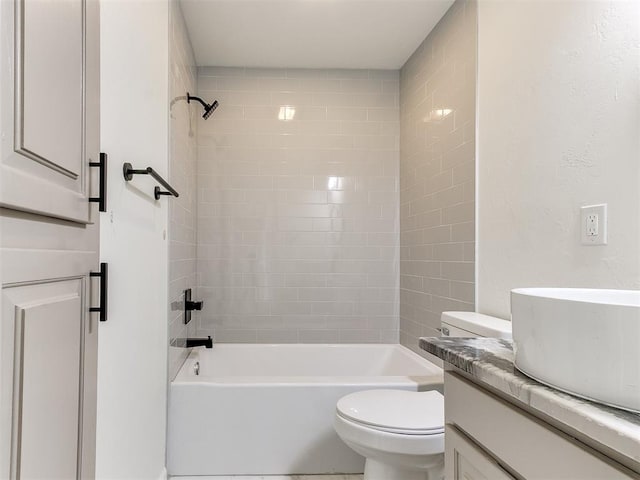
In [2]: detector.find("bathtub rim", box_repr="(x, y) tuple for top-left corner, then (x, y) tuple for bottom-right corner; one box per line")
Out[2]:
(172, 343), (443, 386)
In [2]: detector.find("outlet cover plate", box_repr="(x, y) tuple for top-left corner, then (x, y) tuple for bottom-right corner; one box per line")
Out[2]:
(581, 204), (607, 245)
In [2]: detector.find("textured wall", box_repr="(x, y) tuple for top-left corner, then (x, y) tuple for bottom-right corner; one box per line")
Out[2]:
(477, 0), (640, 318)
(196, 67), (400, 343)
(399, 0), (477, 354)
(168, 1), (198, 380)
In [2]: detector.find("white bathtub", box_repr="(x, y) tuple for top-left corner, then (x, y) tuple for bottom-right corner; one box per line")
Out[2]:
(167, 343), (443, 476)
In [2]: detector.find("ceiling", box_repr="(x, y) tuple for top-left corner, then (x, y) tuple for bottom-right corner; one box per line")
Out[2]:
(179, 0), (455, 70)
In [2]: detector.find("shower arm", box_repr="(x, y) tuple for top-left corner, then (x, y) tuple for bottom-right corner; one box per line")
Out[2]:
(187, 93), (209, 109)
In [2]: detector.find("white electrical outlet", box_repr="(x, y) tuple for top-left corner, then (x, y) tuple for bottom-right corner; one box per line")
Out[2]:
(581, 204), (607, 245)
(586, 214), (598, 236)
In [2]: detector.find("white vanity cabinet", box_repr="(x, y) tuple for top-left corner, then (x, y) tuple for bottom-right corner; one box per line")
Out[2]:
(444, 372), (638, 480)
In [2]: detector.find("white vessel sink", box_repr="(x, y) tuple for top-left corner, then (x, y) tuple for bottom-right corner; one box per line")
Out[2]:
(511, 288), (640, 413)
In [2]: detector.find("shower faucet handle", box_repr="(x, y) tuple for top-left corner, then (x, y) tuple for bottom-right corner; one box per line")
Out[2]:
(183, 288), (203, 325)
(186, 300), (203, 311)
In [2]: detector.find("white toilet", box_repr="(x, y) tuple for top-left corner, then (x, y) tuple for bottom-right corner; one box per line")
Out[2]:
(334, 311), (512, 480)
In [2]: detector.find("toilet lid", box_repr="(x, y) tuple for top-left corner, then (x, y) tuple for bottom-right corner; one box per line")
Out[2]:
(336, 389), (444, 435)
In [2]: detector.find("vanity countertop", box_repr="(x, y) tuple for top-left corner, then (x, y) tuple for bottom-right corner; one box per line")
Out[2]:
(420, 337), (640, 473)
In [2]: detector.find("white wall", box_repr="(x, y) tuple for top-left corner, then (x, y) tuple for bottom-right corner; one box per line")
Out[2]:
(477, 0), (640, 319)
(98, 1), (169, 478)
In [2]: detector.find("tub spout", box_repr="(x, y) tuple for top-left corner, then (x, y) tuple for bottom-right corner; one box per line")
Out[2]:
(185, 336), (213, 349)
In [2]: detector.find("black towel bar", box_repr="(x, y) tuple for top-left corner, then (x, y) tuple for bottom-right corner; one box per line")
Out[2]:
(123, 162), (179, 200)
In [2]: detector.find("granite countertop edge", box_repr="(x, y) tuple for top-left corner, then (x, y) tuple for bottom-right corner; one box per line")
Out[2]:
(419, 336), (640, 469)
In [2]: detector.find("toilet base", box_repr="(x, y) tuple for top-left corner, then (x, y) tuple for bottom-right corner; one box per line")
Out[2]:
(364, 458), (443, 480)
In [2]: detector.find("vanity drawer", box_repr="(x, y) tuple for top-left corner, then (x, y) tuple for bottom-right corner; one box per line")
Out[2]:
(444, 372), (637, 479)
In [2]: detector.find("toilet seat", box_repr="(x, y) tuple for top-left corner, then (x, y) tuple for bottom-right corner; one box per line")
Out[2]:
(336, 389), (444, 436)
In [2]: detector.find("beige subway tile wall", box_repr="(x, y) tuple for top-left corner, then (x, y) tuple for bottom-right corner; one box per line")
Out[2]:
(196, 67), (400, 343)
(168, 1), (198, 379)
(399, 0), (477, 354)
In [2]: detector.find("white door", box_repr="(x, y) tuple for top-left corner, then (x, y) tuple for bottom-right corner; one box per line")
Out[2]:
(0, 0), (101, 479)
(0, 0), (100, 223)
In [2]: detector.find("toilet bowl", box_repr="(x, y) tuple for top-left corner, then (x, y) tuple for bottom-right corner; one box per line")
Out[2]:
(333, 311), (512, 480)
(334, 389), (445, 480)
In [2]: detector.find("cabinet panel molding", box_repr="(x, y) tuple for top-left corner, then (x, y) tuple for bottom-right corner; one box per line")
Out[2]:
(445, 425), (515, 480)
(17, 0), (83, 178)
(0, 0), (100, 223)
(1, 277), (98, 480)
(13, 293), (83, 479)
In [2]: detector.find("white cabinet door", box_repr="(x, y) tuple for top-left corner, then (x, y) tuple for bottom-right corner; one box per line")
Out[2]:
(0, 242), (100, 480)
(0, 0), (101, 478)
(0, 0), (100, 224)
(2, 279), (88, 479)
(445, 425), (515, 480)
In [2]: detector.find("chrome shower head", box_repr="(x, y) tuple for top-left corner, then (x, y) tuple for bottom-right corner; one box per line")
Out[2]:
(186, 93), (219, 120)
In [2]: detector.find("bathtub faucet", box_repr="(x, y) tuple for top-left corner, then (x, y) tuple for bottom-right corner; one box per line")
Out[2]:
(185, 336), (213, 349)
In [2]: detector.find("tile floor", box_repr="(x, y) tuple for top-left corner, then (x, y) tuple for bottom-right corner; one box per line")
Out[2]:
(176, 476), (363, 479)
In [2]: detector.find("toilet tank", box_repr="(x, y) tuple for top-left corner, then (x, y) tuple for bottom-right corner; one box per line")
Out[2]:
(441, 311), (512, 339)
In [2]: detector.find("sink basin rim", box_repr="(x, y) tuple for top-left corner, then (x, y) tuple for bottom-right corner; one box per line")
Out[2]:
(511, 287), (640, 308)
